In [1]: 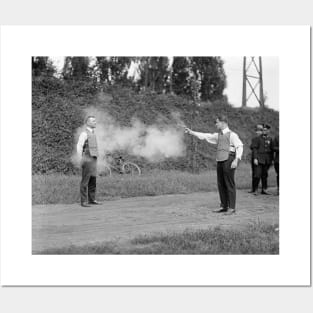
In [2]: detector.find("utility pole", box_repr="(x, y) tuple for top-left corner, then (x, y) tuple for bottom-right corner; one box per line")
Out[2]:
(259, 57), (264, 107)
(242, 57), (247, 107)
(242, 56), (265, 108)
(190, 77), (201, 173)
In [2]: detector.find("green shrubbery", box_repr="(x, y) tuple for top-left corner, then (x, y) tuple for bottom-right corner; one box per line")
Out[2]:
(100, 87), (279, 170)
(32, 78), (279, 174)
(32, 77), (86, 174)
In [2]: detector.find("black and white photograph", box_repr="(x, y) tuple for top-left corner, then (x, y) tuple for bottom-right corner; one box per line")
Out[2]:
(32, 55), (279, 255)
(1, 26), (310, 287)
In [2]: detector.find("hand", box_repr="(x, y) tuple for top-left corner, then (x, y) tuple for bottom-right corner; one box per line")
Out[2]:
(231, 159), (238, 169)
(253, 159), (258, 166)
(72, 154), (82, 167)
(185, 127), (192, 134)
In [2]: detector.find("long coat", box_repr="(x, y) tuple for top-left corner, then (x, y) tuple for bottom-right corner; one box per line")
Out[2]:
(250, 135), (274, 165)
(273, 135), (279, 164)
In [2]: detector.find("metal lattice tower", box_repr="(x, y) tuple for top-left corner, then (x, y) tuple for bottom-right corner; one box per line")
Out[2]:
(242, 57), (264, 108)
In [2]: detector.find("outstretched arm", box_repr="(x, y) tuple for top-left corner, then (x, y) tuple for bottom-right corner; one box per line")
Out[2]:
(185, 127), (218, 144)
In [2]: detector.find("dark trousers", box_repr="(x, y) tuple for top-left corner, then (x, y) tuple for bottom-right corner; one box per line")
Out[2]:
(254, 163), (270, 190)
(251, 164), (261, 192)
(216, 155), (236, 210)
(274, 162), (279, 188)
(80, 157), (97, 203)
(250, 161), (255, 191)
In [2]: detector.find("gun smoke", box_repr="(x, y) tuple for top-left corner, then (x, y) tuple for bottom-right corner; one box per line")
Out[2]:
(73, 107), (187, 167)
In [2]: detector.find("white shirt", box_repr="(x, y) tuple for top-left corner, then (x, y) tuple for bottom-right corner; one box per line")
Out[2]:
(190, 127), (243, 160)
(77, 127), (94, 157)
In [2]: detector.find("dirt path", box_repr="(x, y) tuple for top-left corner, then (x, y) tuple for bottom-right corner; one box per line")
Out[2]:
(32, 189), (279, 253)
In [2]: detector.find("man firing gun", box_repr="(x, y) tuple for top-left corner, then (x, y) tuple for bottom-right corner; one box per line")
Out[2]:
(184, 114), (243, 215)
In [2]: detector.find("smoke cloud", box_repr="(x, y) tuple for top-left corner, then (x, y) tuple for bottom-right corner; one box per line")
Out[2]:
(73, 107), (187, 167)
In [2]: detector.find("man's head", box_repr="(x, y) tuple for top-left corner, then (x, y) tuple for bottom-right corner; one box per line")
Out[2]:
(85, 116), (97, 129)
(262, 124), (271, 136)
(214, 114), (228, 131)
(255, 124), (263, 136)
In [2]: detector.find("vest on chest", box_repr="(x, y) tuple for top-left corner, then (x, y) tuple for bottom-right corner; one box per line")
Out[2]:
(216, 132), (231, 161)
(83, 130), (99, 157)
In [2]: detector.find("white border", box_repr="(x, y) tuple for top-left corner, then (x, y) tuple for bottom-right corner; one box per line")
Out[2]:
(0, 26), (310, 286)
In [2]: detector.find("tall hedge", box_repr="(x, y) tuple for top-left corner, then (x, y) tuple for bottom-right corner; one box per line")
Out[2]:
(101, 87), (279, 172)
(32, 79), (279, 174)
(32, 77), (85, 174)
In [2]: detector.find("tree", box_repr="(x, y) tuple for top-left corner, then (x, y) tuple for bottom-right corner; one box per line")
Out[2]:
(62, 57), (72, 80)
(62, 57), (91, 81)
(110, 57), (132, 84)
(71, 57), (90, 80)
(96, 57), (132, 85)
(171, 57), (191, 96)
(32, 57), (56, 77)
(137, 57), (170, 93)
(191, 57), (226, 101)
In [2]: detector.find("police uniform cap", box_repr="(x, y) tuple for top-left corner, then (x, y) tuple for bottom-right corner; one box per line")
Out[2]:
(262, 124), (271, 130)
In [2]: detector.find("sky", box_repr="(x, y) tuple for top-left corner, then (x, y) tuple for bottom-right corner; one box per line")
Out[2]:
(222, 56), (279, 110)
(50, 56), (279, 111)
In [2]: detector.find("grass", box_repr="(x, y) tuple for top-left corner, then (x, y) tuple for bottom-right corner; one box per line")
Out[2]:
(32, 162), (277, 204)
(35, 222), (279, 255)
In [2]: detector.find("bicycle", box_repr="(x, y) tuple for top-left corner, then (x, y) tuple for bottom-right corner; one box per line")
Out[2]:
(99, 156), (141, 177)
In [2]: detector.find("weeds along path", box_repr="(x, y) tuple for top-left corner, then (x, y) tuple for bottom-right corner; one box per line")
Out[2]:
(32, 189), (279, 253)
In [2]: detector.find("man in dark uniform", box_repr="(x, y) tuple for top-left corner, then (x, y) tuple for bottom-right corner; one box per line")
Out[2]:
(77, 116), (101, 207)
(248, 124), (264, 193)
(251, 124), (274, 195)
(273, 134), (279, 195)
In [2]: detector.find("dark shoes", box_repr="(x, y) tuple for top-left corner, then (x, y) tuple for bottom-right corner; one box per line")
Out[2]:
(261, 189), (271, 195)
(88, 200), (101, 205)
(248, 190), (258, 195)
(224, 209), (236, 215)
(213, 207), (228, 213)
(213, 207), (236, 215)
(81, 200), (101, 207)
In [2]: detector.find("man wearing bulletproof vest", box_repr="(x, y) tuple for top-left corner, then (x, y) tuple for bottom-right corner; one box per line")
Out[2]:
(251, 124), (274, 195)
(77, 116), (101, 207)
(185, 114), (243, 215)
(249, 124), (264, 194)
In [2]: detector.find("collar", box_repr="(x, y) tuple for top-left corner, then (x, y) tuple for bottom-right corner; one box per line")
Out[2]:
(221, 127), (230, 134)
(86, 126), (94, 133)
